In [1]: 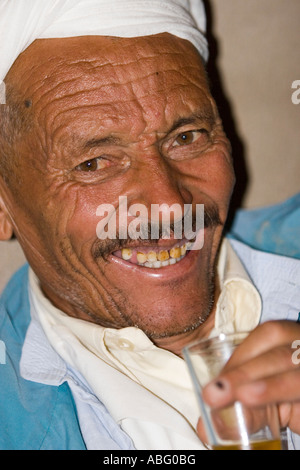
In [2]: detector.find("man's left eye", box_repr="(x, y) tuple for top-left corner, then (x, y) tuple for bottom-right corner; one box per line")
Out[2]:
(173, 130), (207, 147)
(75, 157), (106, 172)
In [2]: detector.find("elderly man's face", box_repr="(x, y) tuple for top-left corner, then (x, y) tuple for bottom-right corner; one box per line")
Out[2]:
(1, 34), (235, 351)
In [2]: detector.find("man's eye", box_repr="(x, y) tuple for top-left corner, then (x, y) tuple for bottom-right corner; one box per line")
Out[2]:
(173, 130), (207, 147)
(76, 157), (105, 172)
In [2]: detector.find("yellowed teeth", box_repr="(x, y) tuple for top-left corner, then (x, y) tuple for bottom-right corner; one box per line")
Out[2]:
(121, 242), (192, 268)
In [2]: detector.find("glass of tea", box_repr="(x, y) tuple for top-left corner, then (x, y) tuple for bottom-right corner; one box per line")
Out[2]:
(183, 332), (282, 450)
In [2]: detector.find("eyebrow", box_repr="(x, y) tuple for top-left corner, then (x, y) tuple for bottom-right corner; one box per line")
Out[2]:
(167, 109), (215, 135)
(84, 135), (122, 149)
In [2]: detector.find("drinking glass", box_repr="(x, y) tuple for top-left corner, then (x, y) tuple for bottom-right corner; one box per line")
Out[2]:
(183, 332), (282, 450)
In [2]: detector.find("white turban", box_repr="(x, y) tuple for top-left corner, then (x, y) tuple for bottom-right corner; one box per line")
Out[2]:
(0, 0), (208, 82)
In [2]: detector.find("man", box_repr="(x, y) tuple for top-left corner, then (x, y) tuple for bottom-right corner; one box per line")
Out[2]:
(0, 0), (299, 450)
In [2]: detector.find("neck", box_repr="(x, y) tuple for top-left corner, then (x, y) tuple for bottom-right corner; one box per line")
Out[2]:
(151, 308), (216, 357)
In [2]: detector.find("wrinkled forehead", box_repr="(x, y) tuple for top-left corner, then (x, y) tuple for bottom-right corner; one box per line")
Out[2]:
(7, 34), (212, 144)
(9, 33), (208, 100)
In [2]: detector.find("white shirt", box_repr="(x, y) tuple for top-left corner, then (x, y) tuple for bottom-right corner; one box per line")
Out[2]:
(27, 239), (262, 450)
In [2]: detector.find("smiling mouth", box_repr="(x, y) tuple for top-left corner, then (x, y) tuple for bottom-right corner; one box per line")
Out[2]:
(112, 240), (194, 269)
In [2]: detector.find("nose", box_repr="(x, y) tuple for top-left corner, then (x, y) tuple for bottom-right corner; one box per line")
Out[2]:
(126, 154), (193, 229)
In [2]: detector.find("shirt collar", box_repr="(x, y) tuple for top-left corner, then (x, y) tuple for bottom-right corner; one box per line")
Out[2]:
(22, 238), (261, 382)
(20, 309), (67, 386)
(212, 238), (262, 334)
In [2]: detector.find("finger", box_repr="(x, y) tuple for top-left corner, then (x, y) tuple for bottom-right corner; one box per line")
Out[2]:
(237, 369), (300, 434)
(224, 320), (300, 371)
(203, 344), (298, 408)
(236, 368), (300, 407)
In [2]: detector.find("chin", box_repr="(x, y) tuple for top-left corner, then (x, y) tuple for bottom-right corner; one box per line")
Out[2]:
(115, 276), (216, 341)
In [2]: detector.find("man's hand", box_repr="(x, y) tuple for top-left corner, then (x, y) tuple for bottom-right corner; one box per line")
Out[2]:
(197, 321), (300, 443)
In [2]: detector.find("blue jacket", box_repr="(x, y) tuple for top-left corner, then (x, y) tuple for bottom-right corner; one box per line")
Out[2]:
(0, 264), (86, 450)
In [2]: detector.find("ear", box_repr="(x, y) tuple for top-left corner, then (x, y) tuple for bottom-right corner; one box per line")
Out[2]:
(0, 194), (14, 241)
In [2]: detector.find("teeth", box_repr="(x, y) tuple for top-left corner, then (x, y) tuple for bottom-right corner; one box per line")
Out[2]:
(153, 260), (162, 268)
(147, 251), (157, 263)
(145, 261), (153, 268)
(121, 244), (188, 268)
(139, 244), (187, 268)
(157, 250), (169, 262)
(121, 248), (133, 260)
(142, 255), (185, 268)
(180, 244), (187, 256)
(137, 252), (147, 264)
(170, 246), (181, 259)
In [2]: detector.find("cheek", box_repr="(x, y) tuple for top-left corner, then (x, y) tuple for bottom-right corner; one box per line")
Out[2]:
(64, 192), (102, 248)
(62, 186), (125, 260)
(211, 156), (236, 204)
(177, 149), (235, 211)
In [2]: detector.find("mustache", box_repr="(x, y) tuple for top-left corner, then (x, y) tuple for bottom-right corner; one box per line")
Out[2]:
(92, 204), (222, 260)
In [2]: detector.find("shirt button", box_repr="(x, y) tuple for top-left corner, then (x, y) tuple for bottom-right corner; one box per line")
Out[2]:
(117, 338), (134, 351)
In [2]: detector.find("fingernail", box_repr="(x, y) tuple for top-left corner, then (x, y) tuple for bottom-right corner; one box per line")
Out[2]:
(215, 380), (225, 390)
(203, 379), (230, 405)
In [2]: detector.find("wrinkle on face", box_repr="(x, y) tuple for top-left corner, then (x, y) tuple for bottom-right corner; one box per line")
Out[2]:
(3, 34), (235, 347)
(11, 36), (211, 154)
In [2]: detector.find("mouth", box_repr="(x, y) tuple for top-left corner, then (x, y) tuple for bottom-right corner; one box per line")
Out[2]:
(111, 239), (194, 269)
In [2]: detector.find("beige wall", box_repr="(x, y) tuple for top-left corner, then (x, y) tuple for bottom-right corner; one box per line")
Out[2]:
(0, 0), (299, 292)
(208, 0), (300, 209)
(0, 239), (26, 293)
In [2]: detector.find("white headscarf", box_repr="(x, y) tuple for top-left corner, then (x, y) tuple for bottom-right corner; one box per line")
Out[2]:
(0, 0), (208, 82)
